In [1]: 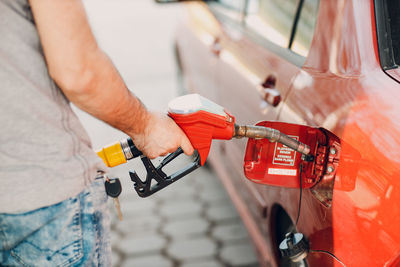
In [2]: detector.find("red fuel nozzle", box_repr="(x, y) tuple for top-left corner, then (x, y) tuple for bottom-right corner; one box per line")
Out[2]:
(168, 94), (310, 165)
(168, 110), (235, 166)
(98, 94), (317, 198)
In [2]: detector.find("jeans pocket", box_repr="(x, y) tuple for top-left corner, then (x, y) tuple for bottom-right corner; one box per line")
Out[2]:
(3, 196), (83, 267)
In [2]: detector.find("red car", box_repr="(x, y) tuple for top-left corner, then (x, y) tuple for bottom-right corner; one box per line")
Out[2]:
(161, 0), (400, 266)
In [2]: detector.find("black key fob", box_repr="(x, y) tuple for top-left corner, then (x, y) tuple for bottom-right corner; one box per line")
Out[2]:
(105, 178), (122, 198)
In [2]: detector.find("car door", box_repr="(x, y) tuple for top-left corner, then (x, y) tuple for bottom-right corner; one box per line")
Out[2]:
(175, 2), (223, 103)
(207, 0), (317, 228)
(280, 1), (400, 265)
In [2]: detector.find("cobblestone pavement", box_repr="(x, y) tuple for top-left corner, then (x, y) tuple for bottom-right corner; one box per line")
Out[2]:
(76, 1), (260, 266)
(108, 160), (259, 267)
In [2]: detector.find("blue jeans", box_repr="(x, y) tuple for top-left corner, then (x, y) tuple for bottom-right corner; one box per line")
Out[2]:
(0, 179), (111, 266)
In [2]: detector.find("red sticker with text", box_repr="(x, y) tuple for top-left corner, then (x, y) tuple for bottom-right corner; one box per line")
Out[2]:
(272, 136), (298, 166)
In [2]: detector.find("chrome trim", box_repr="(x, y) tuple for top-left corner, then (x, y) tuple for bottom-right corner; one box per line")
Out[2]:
(120, 139), (133, 160)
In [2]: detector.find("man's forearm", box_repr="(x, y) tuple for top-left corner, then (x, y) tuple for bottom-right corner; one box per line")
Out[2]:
(29, 0), (149, 138)
(59, 48), (150, 138)
(29, 0), (194, 157)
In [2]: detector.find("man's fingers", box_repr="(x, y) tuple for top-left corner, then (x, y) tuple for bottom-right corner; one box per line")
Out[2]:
(134, 112), (195, 159)
(160, 151), (169, 157)
(166, 147), (176, 154)
(180, 135), (194, 156)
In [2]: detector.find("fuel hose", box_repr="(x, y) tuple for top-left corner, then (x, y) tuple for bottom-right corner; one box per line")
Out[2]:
(233, 125), (311, 155)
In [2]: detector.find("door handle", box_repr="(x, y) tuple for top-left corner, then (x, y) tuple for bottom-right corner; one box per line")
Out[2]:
(210, 37), (221, 56)
(259, 75), (281, 107)
(262, 87), (281, 107)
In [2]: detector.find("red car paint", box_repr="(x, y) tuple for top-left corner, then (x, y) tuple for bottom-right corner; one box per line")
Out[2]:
(174, 0), (400, 266)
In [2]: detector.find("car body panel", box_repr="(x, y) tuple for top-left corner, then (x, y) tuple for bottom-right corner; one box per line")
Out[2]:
(281, 0), (400, 265)
(175, 0), (400, 266)
(175, 3), (221, 102)
(213, 8), (304, 238)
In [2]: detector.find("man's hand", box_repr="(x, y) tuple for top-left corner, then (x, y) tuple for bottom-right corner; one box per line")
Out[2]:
(29, 0), (193, 159)
(132, 112), (194, 159)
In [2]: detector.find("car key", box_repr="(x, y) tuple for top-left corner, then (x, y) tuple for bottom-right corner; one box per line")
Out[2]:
(105, 177), (123, 221)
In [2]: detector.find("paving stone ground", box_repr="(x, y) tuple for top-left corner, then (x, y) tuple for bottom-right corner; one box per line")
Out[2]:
(108, 165), (259, 267)
(77, 1), (260, 266)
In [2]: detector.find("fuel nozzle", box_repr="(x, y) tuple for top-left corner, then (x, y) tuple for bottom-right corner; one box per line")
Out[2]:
(96, 94), (314, 198)
(97, 138), (142, 168)
(233, 124), (311, 155)
(97, 137), (201, 198)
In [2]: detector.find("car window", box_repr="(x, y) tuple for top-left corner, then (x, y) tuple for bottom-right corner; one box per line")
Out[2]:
(388, 1), (400, 66)
(213, 0), (247, 21)
(217, 0), (246, 12)
(375, 0), (400, 70)
(245, 0), (300, 48)
(290, 0), (319, 57)
(209, 0), (319, 65)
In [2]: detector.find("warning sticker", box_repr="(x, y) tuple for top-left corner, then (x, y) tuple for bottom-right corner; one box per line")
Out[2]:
(268, 168), (297, 176)
(272, 136), (298, 166)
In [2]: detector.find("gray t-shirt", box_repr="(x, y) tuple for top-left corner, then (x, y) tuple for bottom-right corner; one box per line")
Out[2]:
(0, 0), (106, 213)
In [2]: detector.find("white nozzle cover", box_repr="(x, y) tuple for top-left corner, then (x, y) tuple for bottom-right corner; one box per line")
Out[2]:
(168, 94), (227, 117)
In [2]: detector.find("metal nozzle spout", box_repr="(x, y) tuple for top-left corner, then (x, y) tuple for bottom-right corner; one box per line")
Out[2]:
(234, 124), (311, 155)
